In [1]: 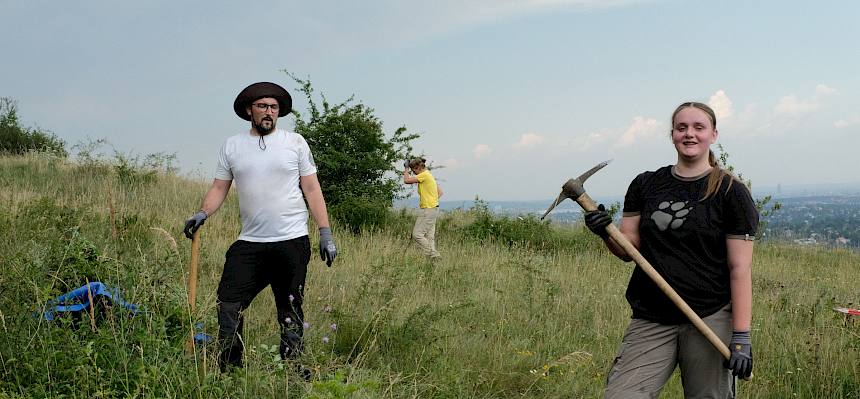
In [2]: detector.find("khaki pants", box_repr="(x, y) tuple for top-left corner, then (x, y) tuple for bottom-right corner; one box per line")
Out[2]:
(605, 304), (736, 399)
(412, 207), (440, 258)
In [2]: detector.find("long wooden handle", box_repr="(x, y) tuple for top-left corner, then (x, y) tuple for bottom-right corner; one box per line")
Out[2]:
(576, 193), (734, 361)
(186, 230), (201, 354)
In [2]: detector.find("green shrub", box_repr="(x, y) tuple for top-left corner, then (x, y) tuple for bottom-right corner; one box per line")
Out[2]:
(286, 73), (419, 233)
(461, 197), (556, 250)
(330, 197), (391, 234)
(0, 98), (66, 157)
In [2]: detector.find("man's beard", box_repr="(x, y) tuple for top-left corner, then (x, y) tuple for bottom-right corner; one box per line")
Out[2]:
(253, 117), (276, 135)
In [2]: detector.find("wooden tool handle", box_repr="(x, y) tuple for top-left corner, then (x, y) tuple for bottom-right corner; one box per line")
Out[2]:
(186, 230), (201, 354)
(575, 193), (741, 364)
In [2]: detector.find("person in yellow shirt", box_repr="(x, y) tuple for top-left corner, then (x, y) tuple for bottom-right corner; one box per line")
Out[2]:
(403, 158), (443, 260)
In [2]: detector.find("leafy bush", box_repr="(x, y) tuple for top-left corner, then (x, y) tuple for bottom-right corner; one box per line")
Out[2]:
(462, 197), (553, 248)
(329, 196), (391, 234)
(459, 197), (594, 252)
(71, 138), (177, 189)
(286, 73), (419, 232)
(0, 97), (66, 157)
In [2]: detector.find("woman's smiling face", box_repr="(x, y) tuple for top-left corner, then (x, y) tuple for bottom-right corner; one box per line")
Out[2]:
(671, 106), (718, 162)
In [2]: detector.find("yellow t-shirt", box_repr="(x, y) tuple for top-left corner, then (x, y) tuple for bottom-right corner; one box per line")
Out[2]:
(415, 170), (439, 208)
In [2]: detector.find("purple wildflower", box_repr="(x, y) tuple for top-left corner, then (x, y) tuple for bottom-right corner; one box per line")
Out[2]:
(302, 322), (310, 330)
(322, 336), (329, 344)
(330, 323), (337, 331)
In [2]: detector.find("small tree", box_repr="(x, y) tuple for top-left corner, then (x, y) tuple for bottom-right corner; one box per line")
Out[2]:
(0, 97), (67, 157)
(285, 72), (419, 232)
(717, 144), (781, 238)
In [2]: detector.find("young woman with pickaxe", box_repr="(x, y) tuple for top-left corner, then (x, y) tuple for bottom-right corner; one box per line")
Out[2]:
(581, 102), (757, 398)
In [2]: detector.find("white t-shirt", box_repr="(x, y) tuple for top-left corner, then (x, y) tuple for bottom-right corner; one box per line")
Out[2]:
(214, 129), (317, 242)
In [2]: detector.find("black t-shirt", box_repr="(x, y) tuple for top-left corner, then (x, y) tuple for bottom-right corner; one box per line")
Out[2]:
(622, 166), (759, 324)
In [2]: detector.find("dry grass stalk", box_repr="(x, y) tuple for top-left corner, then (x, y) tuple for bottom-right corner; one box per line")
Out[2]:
(150, 227), (180, 257)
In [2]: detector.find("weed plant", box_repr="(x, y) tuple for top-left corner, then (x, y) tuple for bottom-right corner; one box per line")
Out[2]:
(0, 152), (858, 398)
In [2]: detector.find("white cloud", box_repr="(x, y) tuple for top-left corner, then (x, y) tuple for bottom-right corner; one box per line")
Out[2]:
(834, 116), (860, 128)
(773, 83), (836, 118)
(708, 90), (734, 122)
(512, 132), (545, 149)
(614, 116), (660, 147)
(439, 158), (463, 169)
(774, 94), (819, 117)
(815, 84), (837, 97)
(473, 144), (493, 159)
(561, 129), (611, 151)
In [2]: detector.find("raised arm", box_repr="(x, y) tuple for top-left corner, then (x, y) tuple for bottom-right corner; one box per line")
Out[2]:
(403, 169), (418, 184)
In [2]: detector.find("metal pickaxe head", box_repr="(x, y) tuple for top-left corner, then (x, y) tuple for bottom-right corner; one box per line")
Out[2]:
(540, 159), (611, 220)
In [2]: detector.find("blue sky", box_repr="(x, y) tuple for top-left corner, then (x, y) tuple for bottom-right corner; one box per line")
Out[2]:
(2, 1), (859, 201)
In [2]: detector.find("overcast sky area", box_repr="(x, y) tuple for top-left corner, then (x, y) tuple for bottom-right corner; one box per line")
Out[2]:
(2, 1), (859, 201)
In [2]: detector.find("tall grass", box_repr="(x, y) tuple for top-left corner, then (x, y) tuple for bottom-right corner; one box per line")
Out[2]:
(0, 152), (858, 398)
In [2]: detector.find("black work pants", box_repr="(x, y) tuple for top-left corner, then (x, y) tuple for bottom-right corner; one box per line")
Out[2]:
(216, 236), (310, 371)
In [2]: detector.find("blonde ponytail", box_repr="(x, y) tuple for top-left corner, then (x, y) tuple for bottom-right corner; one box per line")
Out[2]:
(700, 149), (734, 201)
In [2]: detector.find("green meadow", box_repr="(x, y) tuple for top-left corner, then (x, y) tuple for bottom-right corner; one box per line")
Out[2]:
(0, 152), (858, 398)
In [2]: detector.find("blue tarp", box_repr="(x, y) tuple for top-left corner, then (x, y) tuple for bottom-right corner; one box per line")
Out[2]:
(42, 282), (139, 321)
(42, 282), (213, 343)
(195, 322), (213, 343)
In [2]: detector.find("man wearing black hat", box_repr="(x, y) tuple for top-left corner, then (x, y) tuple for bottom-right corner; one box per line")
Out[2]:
(183, 82), (337, 373)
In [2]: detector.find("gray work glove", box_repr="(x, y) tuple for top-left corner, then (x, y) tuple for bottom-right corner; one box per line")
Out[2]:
(318, 227), (337, 267)
(726, 330), (753, 379)
(403, 159), (411, 170)
(584, 204), (612, 238)
(183, 210), (207, 239)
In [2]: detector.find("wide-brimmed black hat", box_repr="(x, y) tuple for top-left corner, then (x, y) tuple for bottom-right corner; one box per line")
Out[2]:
(233, 82), (292, 121)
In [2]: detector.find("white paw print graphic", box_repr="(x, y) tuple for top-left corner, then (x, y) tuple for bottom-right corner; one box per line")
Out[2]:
(651, 201), (691, 231)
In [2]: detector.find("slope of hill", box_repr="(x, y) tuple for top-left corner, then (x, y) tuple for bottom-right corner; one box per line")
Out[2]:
(1, 153), (858, 398)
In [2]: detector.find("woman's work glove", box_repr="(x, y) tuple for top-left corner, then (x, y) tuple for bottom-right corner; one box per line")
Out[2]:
(726, 330), (753, 379)
(584, 204), (612, 238)
(319, 227), (337, 267)
(183, 210), (207, 239)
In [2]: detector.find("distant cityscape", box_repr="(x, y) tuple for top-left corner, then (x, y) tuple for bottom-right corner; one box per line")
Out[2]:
(763, 195), (860, 248)
(398, 185), (860, 249)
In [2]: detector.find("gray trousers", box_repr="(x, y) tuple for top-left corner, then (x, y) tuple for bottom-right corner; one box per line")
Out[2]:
(412, 207), (440, 258)
(605, 304), (736, 399)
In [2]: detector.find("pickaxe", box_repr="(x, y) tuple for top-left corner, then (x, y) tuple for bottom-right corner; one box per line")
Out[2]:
(541, 160), (750, 379)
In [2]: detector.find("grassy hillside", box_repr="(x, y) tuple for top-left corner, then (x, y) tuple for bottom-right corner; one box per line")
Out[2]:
(0, 153), (858, 398)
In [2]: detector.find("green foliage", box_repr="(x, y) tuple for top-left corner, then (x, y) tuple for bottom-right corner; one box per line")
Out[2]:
(309, 371), (379, 399)
(605, 201), (621, 219)
(717, 144), (781, 237)
(114, 151), (177, 188)
(285, 72), (419, 232)
(463, 197), (552, 247)
(329, 196), (392, 234)
(1, 153), (858, 398)
(0, 97), (67, 157)
(71, 137), (177, 189)
(460, 196), (595, 252)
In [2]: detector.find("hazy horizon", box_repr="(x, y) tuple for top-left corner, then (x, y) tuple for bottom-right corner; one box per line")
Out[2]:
(3, 1), (859, 201)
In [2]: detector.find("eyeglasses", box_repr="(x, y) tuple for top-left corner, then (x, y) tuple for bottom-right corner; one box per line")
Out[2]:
(252, 103), (280, 112)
